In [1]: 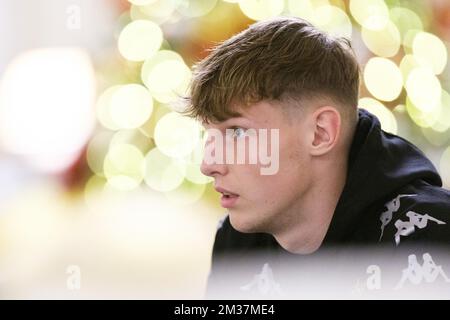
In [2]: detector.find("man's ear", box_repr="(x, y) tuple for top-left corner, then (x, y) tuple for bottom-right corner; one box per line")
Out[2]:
(310, 106), (341, 156)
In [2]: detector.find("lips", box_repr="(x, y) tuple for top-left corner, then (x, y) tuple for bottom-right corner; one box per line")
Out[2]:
(215, 186), (240, 208)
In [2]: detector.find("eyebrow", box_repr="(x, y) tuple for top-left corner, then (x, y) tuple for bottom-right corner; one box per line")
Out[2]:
(203, 116), (253, 128)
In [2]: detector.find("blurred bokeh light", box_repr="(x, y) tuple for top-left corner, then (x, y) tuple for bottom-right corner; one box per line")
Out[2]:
(0, 0), (449, 298)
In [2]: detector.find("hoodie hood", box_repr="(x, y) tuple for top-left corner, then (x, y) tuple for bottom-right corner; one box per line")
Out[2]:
(322, 108), (442, 244)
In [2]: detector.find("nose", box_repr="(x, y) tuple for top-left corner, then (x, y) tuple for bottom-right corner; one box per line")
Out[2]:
(200, 138), (228, 177)
(200, 159), (228, 177)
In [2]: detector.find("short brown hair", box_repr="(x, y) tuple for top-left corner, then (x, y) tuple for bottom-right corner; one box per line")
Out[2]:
(184, 16), (360, 123)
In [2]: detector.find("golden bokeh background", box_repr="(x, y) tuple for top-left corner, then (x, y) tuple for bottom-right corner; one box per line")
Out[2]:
(0, 0), (449, 298)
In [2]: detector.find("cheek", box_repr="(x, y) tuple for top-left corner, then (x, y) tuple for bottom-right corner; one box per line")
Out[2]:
(270, 146), (311, 195)
(283, 132), (311, 171)
(277, 139), (300, 172)
(257, 171), (301, 199)
(230, 165), (277, 200)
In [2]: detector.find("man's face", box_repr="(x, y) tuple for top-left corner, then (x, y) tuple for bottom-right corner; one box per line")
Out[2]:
(201, 100), (314, 234)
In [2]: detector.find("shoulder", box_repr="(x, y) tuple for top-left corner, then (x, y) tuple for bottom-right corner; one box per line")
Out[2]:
(379, 182), (450, 247)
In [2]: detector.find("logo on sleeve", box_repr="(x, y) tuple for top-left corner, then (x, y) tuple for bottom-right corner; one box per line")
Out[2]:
(378, 194), (447, 245)
(379, 194), (416, 241)
(394, 211), (446, 245)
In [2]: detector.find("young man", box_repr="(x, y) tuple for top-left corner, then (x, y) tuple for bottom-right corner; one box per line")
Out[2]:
(185, 17), (450, 298)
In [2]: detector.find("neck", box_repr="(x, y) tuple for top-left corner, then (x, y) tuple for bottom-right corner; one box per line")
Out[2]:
(272, 154), (348, 254)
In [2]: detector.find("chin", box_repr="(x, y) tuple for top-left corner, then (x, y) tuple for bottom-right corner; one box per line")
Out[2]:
(228, 211), (268, 234)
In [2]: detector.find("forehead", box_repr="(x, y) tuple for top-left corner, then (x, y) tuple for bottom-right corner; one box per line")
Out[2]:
(203, 100), (290, 128)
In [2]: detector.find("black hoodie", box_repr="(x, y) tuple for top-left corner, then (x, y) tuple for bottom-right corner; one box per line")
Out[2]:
(207, 109), (450, 298)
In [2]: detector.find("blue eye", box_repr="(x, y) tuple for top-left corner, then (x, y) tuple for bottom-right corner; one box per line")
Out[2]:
(232, 127), (246, 138)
